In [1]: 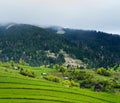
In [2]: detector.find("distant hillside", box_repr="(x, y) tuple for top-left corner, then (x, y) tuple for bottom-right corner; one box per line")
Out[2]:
(0, 24), (120, 68)
(49, 27), (120, 68)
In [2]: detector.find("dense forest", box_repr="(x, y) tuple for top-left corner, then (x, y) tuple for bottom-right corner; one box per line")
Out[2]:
(0, 24), (120, 68)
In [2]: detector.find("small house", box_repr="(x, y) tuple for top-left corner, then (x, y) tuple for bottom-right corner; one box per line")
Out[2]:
(41, 73), (47, 76)
(13, 67), (18, 70)
(64, 77), (69, 80)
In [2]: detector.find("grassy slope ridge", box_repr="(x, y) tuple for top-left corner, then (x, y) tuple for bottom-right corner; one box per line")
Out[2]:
(0, 63), (120, 103)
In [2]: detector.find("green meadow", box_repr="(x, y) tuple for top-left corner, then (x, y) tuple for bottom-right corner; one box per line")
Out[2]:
(0, 63), (120, 103)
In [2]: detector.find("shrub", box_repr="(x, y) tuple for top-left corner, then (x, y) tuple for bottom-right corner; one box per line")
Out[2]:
(93, 79), (114, 92)
(70, 80), (79, 87)
(43, 75), (60, 83)
(69, 70), (93, 81)
(80, 79), (95, 88)
(20, 68), (35, 78)
(110, 78), (120, 89)
(19, 58), (27, 65)
(62, 80), (79, 87)
(96, 68), (111, 76)
(79, 78), (114, 92)
(53, 64), (60, 70)
(59, 66), (67, 74)
(10, 60), (14, 67)
(62, 80), (71, 87)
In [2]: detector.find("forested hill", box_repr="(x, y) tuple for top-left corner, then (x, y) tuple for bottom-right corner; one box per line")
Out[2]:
(0, 24), (120, 68)
(64, 29), (120, 68)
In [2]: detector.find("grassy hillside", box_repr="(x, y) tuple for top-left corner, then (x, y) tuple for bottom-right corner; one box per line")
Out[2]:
(0, 62), (120, 103)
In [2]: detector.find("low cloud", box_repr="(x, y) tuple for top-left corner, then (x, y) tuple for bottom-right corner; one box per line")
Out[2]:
(0, 0), (120, 34)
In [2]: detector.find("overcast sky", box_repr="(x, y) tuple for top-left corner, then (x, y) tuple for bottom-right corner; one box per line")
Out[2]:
(0, 0), (120, 34)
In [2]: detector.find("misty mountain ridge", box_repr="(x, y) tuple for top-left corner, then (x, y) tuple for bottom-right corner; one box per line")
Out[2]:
(0, 23), (119, 68)
(0, 23), (120, 35)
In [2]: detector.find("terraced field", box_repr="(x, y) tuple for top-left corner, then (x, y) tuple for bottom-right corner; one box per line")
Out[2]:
(0, 64), (120, 103)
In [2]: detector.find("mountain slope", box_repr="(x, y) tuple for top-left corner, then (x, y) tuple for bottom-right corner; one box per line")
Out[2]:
(63, 29), (120, 68)
(0, 24), (120, 68)
(0, 24), (67, 66)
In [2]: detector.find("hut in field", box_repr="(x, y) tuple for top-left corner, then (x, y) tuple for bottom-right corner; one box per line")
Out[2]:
(41, 73), (47, 76)
(13, 67), (18, 70)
